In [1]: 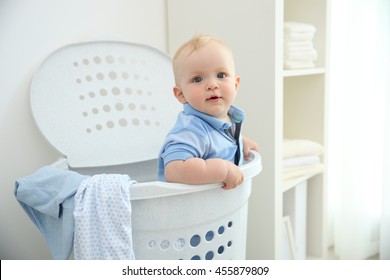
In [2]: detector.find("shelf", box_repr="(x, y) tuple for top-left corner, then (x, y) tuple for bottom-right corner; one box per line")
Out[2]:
(283, 67), (325, 77)
(282, 164), (324, 192)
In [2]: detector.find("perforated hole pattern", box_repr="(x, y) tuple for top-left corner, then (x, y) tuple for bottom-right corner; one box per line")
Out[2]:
(73, 54), (160, 134)
(146, 220), (234, 260)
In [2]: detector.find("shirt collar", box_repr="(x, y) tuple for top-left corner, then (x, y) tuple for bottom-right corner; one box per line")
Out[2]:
(183, 103), (244, 131)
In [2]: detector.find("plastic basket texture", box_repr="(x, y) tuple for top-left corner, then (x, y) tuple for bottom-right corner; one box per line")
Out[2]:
(67, 150), (261, 260)
(31, 41), (182, 167)
(33, 41), (262, 260)
(131, 150), (262, 260)
(131, 179), (252, 260)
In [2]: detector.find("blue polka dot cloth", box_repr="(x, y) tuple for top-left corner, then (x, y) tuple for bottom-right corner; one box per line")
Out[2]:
(73, 174), (136, 259)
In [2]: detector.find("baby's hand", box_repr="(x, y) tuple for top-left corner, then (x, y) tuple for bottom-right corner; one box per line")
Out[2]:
(242, 135), (260, 160)
(222, 161), (244, 190)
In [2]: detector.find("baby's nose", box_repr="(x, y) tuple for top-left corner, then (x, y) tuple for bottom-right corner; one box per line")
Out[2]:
(206, 80), (218, 90)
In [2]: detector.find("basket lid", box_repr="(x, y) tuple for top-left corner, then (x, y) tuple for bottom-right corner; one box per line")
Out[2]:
(30, 41), (181, 167)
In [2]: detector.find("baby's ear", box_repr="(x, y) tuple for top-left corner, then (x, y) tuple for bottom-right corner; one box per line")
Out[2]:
(173, 86), (187, 104)
(235, 75), (241, 92)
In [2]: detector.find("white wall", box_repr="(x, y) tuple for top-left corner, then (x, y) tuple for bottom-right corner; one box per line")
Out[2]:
(0, 0), (167, 259)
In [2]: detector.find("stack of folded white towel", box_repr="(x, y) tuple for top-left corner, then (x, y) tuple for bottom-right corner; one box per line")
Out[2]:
(283, 138), (324, 180)
(284, 22), (317, 69)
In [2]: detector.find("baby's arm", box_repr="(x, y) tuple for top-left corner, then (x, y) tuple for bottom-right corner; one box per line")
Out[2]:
(164, 158), (244, 190)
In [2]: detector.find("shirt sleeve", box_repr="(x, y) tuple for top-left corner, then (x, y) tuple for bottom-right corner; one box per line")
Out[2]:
(160, 130), (208, 166)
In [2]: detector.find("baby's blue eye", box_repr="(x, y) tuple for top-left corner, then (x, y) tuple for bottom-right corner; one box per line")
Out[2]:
(193, 76), (203, 83)
(217, 73), (227, 79)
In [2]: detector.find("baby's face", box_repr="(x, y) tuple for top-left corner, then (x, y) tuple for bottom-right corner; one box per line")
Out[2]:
(173, 42), (240, 121)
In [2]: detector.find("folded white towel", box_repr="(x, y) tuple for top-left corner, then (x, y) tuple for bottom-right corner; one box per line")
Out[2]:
(284, 21), (316, 34)
(284, 41), (314, 48)
(283, 163), (324, 180)
(284, 41), (314, 53)
(283, 155), (320, 168)
(284, 21), (316, 47)
(284, 49), (318, 61)
(284, 33), (315, 42)
(283, 22), (317, 70)
(283, 139), (324, 158)
(284, 60), (315, 69)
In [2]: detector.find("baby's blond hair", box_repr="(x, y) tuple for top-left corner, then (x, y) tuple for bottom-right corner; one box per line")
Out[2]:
(172, 35), (235, 84)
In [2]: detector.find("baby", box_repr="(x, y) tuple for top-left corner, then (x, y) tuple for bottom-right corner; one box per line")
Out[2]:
(158, 35), (258, 189)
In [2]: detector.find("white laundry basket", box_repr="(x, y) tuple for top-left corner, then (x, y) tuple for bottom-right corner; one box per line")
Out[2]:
(30, 41), (262, 260)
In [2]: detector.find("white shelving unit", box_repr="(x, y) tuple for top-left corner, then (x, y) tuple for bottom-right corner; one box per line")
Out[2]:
(283, 0), (329, 260)
(167, 0), (329, 259)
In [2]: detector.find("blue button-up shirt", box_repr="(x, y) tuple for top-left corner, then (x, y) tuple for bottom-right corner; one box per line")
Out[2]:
(158, 103), (244, 181)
